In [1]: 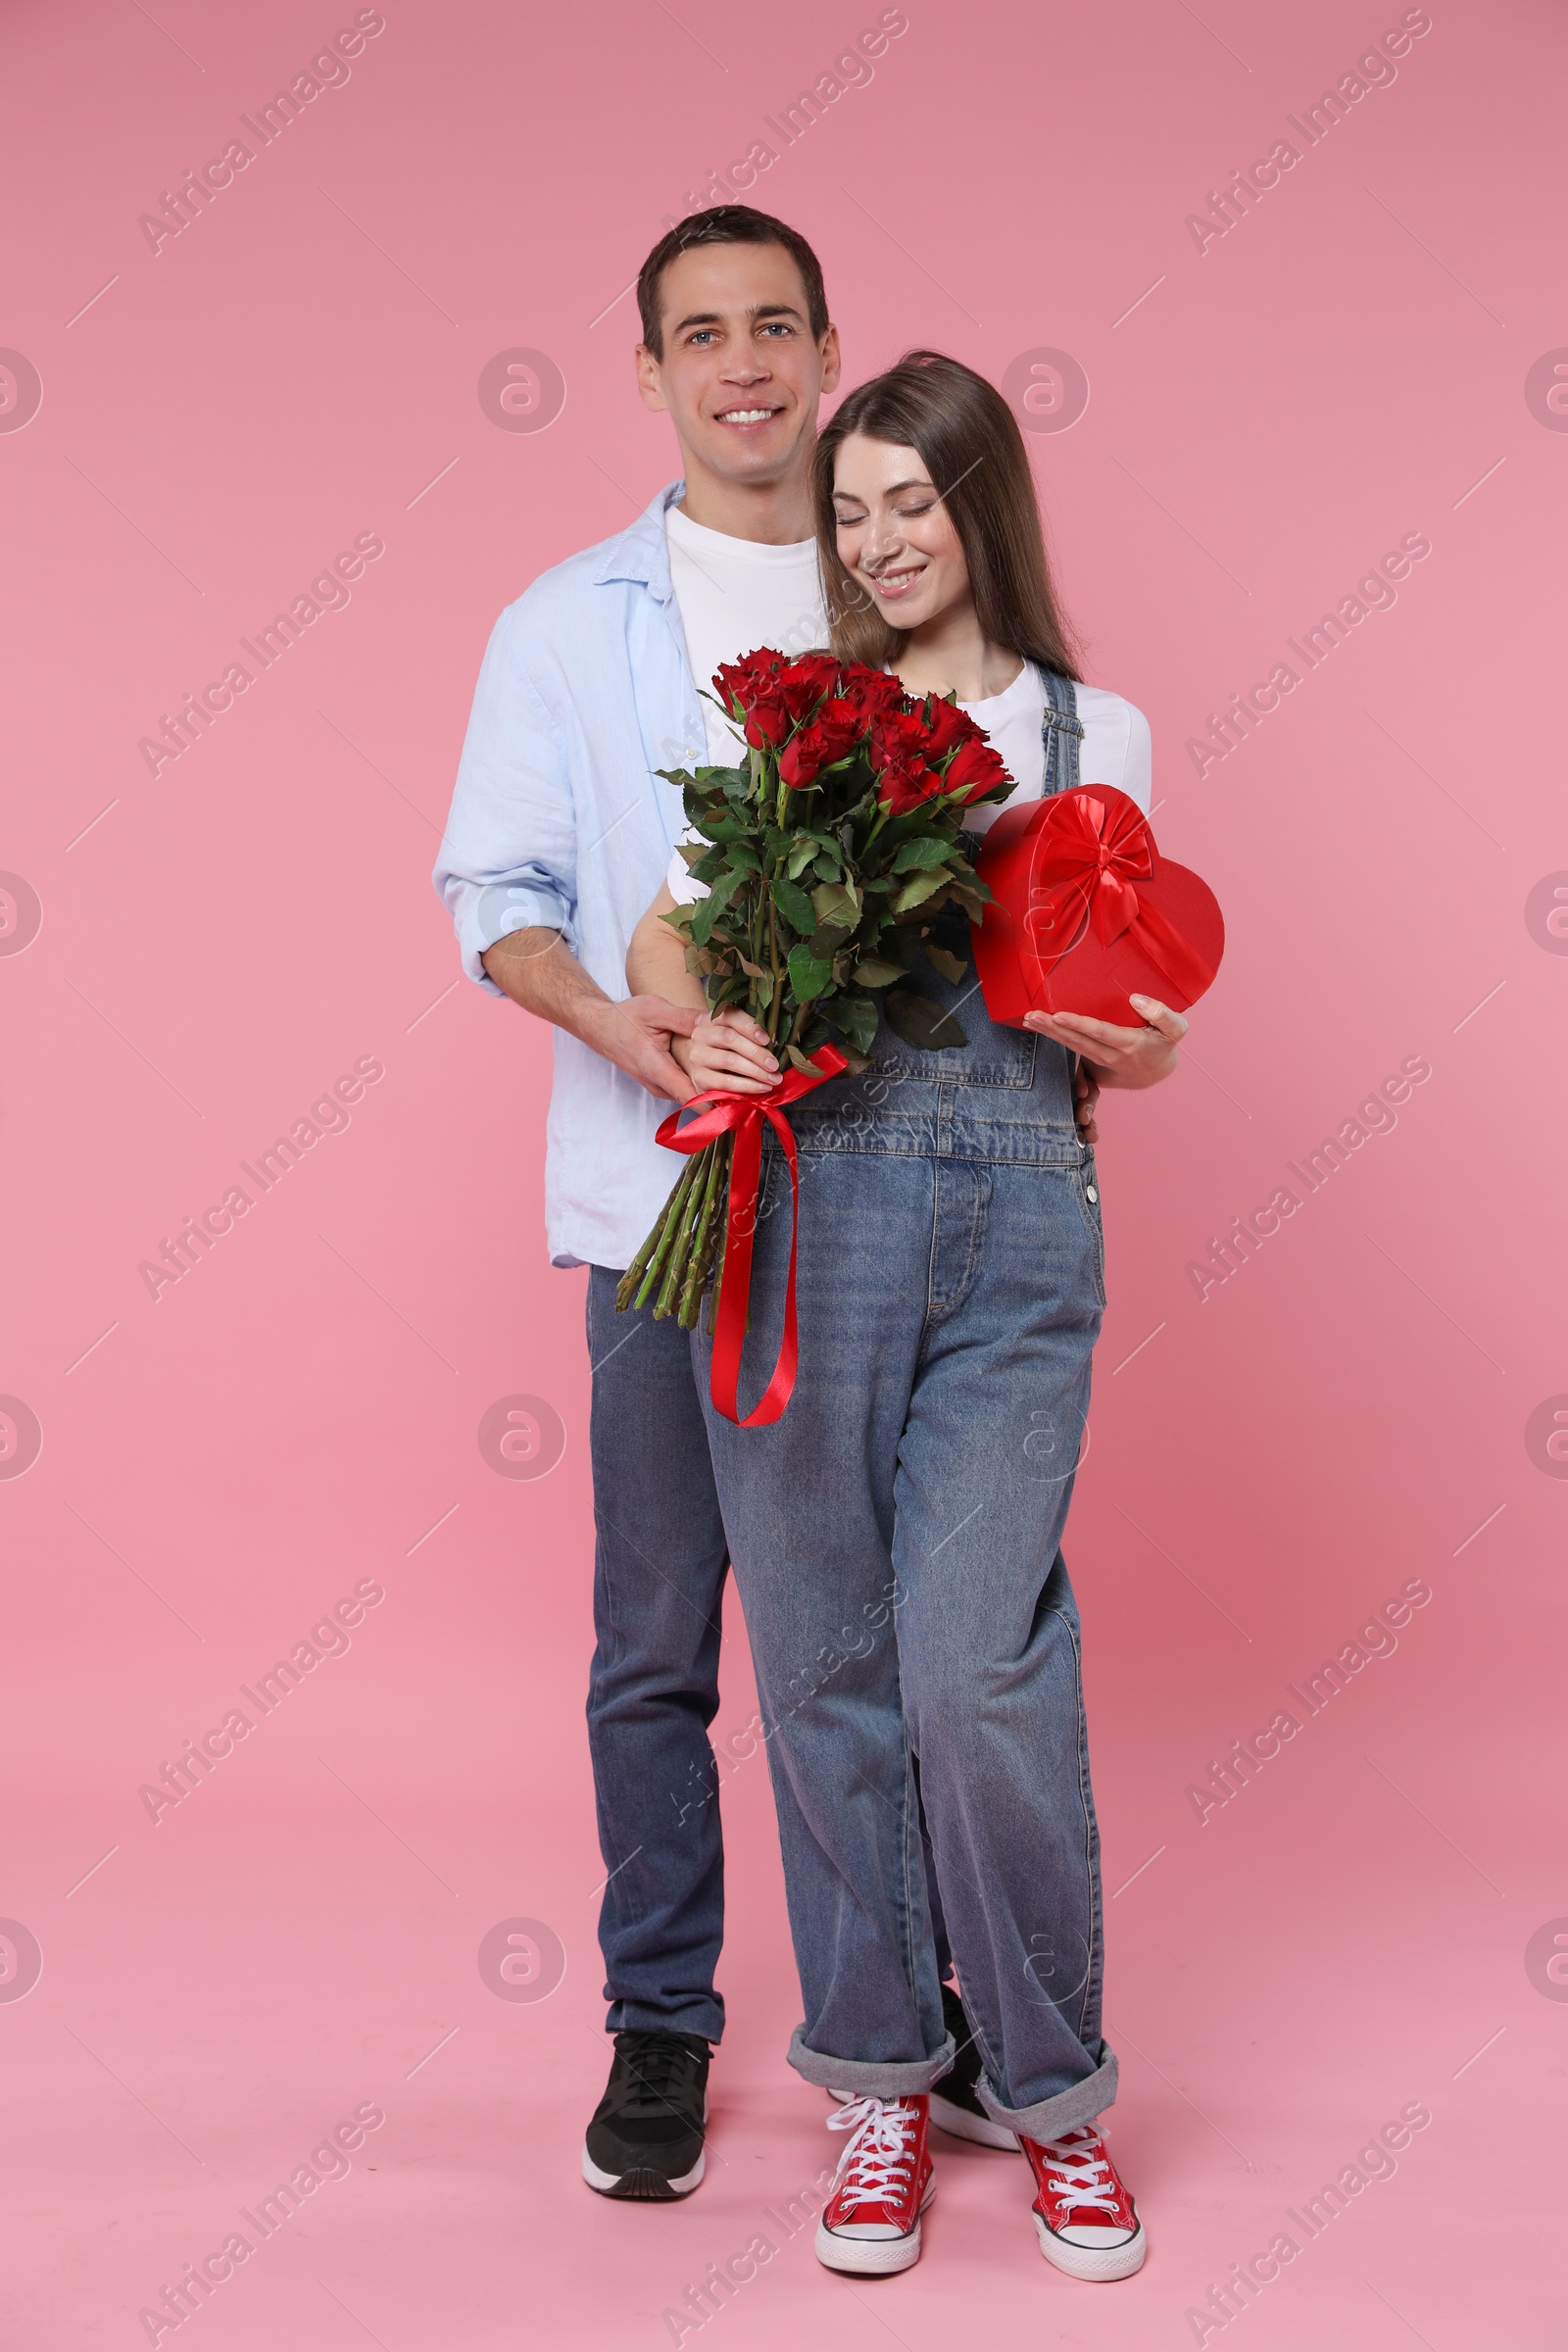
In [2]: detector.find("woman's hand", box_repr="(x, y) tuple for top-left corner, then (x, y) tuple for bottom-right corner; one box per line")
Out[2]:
(672, 1006), (780, 1101)
(1024, 994), (1188, 1091)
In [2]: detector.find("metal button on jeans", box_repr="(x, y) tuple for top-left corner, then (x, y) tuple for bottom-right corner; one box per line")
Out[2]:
(1085, 1186), (1098, 1201)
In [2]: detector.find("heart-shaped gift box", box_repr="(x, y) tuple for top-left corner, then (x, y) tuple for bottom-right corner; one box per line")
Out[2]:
(971, 784), (1224, 1028)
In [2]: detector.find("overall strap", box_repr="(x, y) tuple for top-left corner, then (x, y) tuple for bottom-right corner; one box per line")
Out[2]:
(1037, 665), (1083, 797)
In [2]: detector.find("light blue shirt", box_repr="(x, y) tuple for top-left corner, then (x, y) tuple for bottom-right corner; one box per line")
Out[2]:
(435, 483), (710, 1269)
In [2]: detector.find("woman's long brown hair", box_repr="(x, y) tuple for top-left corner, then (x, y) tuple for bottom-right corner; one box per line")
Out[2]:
(813, 349), (1082, 681)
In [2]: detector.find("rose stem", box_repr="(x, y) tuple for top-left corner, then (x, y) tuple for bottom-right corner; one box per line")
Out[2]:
(677, 1134), (729, 1328)
(654, 1144), (714, 1318)
(630, 1155), (701, 1310)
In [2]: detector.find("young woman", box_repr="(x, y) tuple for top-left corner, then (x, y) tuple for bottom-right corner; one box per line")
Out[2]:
(627, 351), (1186, 2282)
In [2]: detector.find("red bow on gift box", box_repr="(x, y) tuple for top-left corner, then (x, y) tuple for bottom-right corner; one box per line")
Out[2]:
(972, 785), (1224, 1028)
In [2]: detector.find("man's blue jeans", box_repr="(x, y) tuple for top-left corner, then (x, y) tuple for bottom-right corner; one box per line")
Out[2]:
(692, 1004), (1118, 2141)
(586, 1268), (729, 2042)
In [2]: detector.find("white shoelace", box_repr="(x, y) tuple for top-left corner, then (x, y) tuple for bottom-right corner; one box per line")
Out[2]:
(827, 2095), (919, 2210)
(1038, 2129), (1120, 2218)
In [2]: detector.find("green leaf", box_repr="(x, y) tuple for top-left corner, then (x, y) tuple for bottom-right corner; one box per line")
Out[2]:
(851, 956), (906, 989)
(925, 944), (968, 984)
(832, 993), (880, 1054)
(689, 896), (719, 948)
(689, 867), (744, 947)
(811, 879), (859, 928)
(771, 876), (817, 935)
(786, 944), (834, 1003)
(894, 869), (952, 914)
(883, 990), (968, 1052)
(786, 841), (819, 879)
(892, 835), (955, 872)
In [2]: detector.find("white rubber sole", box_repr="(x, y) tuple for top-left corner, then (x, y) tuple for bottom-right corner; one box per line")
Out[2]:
(1033, 2209), (1148, 2280)
(580, 2142), (705, 2198)
(928, 2090), (1020, 2151)
(815, 2179), (935, 2276)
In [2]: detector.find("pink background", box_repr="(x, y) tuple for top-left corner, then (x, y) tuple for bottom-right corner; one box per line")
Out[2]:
(2, 0), (1564, 2344)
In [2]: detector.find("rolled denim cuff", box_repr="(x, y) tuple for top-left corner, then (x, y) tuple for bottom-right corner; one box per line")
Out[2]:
(977, 2039), (1118, 2142)
(788, 2024), (955, 2100)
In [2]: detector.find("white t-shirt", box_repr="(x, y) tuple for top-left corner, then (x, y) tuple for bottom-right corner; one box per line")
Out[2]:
(956, 663), (1151, 830)
(665, 659), (1152, 903)
(665, 503), (827, 766)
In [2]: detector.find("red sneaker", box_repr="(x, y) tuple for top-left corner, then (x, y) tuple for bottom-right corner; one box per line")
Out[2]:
(814, 2094), (935, 2276)
(1022, 2124), (1147, 2280)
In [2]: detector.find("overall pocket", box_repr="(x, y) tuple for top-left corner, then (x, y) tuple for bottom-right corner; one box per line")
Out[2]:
(862, 906), (1039, 1089)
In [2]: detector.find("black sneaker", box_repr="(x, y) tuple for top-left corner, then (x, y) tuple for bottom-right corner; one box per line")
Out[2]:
(581, 2030), (710, 2199)
(928, 1982), (1019, 2150)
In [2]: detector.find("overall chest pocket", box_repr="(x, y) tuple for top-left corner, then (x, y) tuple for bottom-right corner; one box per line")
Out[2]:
(862, 906), (1038, 1089)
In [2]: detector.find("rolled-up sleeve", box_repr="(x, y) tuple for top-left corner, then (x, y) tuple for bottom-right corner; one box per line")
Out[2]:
(434, 606), (576, 993)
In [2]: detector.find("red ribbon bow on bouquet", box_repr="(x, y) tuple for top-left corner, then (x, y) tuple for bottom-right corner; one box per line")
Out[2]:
(1023, 792), (1217, 1004)
(655, 1044), (847, 1427)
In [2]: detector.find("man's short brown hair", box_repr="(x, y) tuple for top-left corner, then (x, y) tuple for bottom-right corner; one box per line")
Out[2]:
(637, 207), (829, 360)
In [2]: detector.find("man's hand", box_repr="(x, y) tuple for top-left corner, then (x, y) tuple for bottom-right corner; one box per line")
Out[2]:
(480, 926), (697, 1102)
(1072, 1056), (1102, 1146)
(1025, 993), (1188, 1092)
(581, 993), (700, 1102)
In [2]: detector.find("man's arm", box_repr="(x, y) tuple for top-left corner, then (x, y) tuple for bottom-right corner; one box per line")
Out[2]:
(481, 926), (697, 1102)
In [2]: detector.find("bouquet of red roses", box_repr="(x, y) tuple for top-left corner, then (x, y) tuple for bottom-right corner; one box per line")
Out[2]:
(616, 649), (1012, 1366)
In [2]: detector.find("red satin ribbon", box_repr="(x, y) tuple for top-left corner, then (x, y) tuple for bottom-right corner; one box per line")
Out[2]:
(1024, 792), (1216, 1003)
(655, 1043), (848, 1427)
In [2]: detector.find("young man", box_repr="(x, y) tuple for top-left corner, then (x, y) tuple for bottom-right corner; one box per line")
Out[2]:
(434, 208), (841, 2198)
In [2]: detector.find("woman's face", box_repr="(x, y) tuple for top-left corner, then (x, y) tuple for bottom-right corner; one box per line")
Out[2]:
(831, 432), (972, 631)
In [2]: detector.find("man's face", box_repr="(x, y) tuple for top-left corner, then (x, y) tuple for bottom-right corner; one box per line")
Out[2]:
(636, 242), (840, 487)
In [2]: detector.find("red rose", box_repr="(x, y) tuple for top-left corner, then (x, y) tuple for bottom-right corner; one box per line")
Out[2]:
(878, 761), (945, 816)
(743, 694), (792, 748)
(920, 697), (982, 759)
(783, 652), (843, 704)
(779, 698), (864, 788)
(838, 663), (904, 719)
(942, 735), (1011, 804)
(712, 648), (784, 702)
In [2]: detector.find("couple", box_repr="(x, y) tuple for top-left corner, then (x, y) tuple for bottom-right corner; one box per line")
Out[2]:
(436, 205), (1185, 2283)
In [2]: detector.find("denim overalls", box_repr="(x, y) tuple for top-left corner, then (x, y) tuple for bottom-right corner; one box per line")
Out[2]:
(694, 668), (1118, 2140)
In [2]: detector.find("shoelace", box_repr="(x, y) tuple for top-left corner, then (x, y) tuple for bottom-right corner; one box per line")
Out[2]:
(1037, 2128), (1121, 2218)
(827, 2095), (919, 2211)
(615, 2034), (701, 2115)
